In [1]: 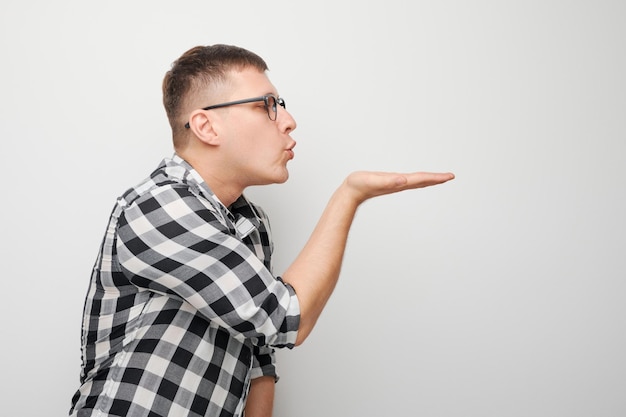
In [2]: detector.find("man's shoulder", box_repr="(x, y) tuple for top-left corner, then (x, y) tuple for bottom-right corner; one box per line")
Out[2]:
(118, 157), (206, 203)
(119, 165), (178, 205)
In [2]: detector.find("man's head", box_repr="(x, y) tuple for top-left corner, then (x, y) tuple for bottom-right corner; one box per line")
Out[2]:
(162, 44), (269, 147)
(162, 44), (297, 203)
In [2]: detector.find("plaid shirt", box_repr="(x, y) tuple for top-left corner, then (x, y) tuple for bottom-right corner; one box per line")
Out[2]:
(70, 154), (300, 417)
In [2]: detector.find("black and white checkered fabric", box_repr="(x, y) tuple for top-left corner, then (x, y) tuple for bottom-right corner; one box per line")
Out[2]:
(70, 154), (300, 417)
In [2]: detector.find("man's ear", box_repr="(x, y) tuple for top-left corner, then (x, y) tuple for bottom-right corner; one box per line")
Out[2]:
(188, 110), (221, 145)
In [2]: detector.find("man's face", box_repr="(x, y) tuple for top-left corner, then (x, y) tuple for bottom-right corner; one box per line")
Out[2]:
(216, 67), (297, 188)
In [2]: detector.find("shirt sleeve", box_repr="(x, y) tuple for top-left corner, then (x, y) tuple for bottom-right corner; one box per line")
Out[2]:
(115, 184), (300, 348)
(250, 345), (278, 381)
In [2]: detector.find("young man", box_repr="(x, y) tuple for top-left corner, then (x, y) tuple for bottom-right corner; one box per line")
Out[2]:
(69, 44), (454, 417)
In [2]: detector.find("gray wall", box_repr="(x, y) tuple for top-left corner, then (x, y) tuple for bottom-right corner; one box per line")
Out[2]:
(1, 1), (624, 416)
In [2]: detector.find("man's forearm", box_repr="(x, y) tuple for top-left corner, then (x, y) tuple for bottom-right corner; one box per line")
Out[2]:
(282, 182), (358, 345)
(245, 376), (275, 417)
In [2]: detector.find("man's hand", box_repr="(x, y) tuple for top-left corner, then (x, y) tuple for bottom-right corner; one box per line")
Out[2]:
(343, 171), (456, 204)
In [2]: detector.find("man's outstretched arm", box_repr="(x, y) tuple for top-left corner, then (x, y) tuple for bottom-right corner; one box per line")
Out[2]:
(282, 171), (455, 345)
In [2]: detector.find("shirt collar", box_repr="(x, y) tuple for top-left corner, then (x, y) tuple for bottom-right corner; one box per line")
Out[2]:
(166, 153), (262, 239)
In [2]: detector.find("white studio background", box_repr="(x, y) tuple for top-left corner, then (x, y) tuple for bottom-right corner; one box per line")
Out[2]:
(1, 1), (624, 416)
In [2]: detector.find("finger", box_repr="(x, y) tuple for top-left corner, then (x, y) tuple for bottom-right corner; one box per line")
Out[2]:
(398, 172), (455, 189)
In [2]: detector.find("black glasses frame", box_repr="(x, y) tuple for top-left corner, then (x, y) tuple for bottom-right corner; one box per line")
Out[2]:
(184, 94), (285, 128)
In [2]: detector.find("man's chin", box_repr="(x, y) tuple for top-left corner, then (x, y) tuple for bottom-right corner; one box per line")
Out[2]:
(255, 171), (289, 187)
(272, 169), (290, 184)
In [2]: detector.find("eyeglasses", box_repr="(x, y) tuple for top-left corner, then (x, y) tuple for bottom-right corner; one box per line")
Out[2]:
(184, 94), (286, 128)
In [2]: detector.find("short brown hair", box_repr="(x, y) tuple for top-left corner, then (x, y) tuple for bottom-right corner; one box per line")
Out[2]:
(162, 44), (269, 139)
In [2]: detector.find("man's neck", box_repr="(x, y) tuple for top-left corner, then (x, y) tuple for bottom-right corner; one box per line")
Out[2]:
(177, 151), (243, 207)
